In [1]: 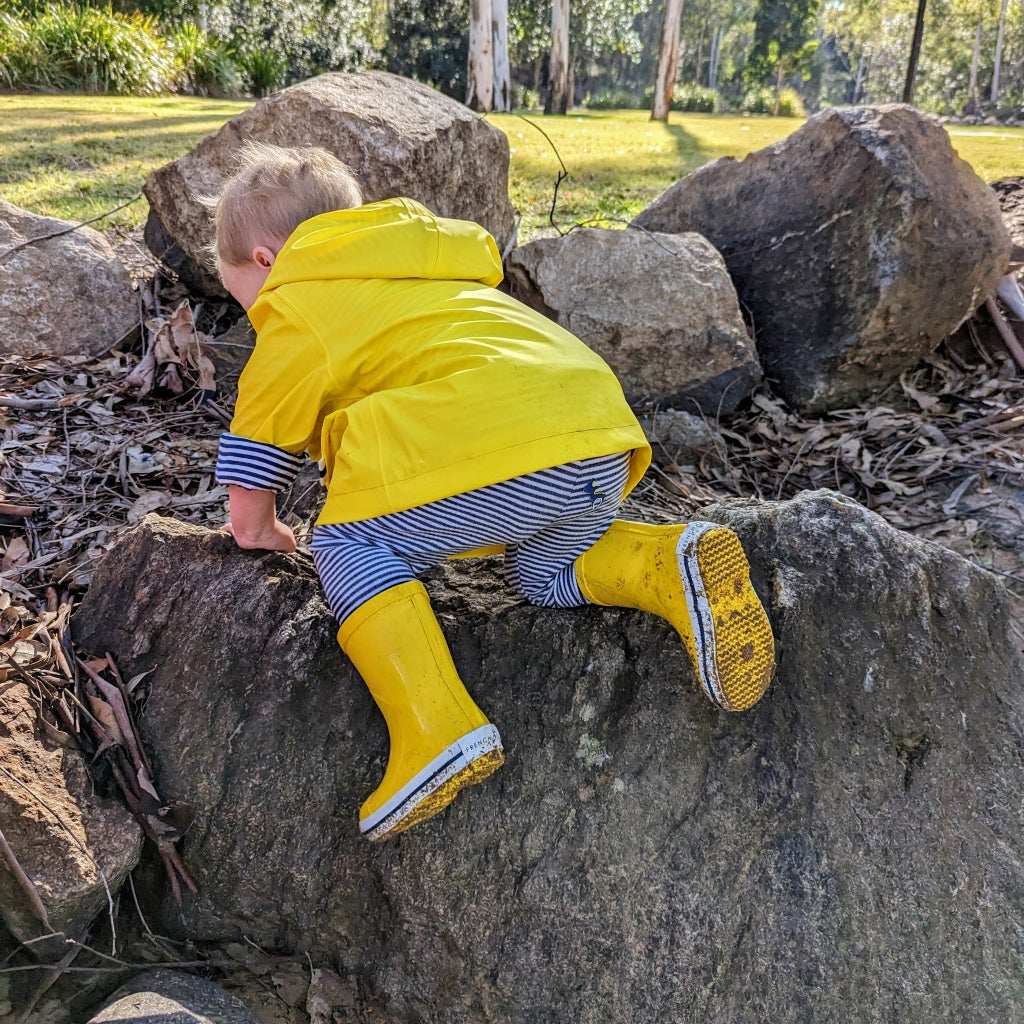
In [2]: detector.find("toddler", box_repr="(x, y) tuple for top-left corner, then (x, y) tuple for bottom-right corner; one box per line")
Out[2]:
(211, 142), (775, 842)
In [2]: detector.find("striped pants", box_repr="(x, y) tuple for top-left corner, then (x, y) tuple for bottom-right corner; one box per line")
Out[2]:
(311, 452), (631, 626)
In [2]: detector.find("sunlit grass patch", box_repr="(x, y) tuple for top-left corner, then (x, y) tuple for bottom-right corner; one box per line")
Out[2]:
(489, 110), (803, 238)
(0, 96), (1021, 240)
(0, 93), (251, 229)
(945, 126), (1024, 183)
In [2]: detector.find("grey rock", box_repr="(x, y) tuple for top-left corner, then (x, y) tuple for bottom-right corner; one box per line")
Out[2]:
(0, 681), (143, 951)
(88, 968), (259, 1023)
(632, 105), (1011, 413)
(0, 200), (137, 359)
(72, 495), (1024, 1024)
(638, 407), (725, 464)
(144, 71), (516, 297)
(505, 226), (760, 413)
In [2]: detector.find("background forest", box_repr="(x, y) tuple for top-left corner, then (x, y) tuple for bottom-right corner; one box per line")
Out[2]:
(1, 0), (1023, 118)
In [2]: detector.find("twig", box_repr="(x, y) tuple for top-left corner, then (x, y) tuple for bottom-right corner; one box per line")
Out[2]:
(986, 295), (1024, 372)
(0, 194), (144, 265)
(0, 764), (117, 954)
(0, 960), (212, 975)
(0, 502), (39, 516)
(15, 931), (85, 1024)
(0, 395), (65, 411)
(0, 827), (51, 928)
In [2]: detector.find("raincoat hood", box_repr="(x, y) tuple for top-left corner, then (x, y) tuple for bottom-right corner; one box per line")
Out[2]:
(262, 197), (504, 291)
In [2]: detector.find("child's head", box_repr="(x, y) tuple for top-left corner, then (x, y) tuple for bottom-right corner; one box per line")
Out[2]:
(210, 141), (363, 307)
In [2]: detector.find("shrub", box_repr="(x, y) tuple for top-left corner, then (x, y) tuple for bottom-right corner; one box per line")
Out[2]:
(511, 83), (540, 110)
(586, 88), (643, 110)
(0, 11), (53, 89)
(671, 82), (720, 113)
(168, 23), (240, 97)
(236, 45), (286, 98)
(32, 3), (176, 95)
(741, 84), (806, 117)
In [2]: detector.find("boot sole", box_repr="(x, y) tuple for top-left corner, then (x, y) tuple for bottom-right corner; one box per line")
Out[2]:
(678, 523), (775, 712)
(361, 725), (504, 841)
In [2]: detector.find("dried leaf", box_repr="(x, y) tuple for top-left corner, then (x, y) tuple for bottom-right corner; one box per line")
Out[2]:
(151, 323), (180, 367)
(2, 537), (30, 571)
(87, 694), (126, 746)
(169, 301), (195, 356)
(137, 764), (161, 802)
(126, 669), (154, 694)
(157, 363), (184, 394)
(125, 348), (157, 398)
(900, 374), (942, 412)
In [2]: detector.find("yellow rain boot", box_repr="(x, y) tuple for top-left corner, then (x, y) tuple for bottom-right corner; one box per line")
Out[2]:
(575, 521), (775, 711)
(338, 581), (504, 841)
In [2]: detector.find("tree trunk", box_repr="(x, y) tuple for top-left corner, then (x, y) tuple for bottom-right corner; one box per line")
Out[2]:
(492, 0), (511, 112)
(195, 1), (207, 32)
(991, 0), (1009, 104)
(545, 0), (570, 115)
(853, 54), (866, 104)
(467, 0), (495, 112)
(967, 21), (981, 113)
(901, 0), (927, 104)
(773, 62), (783, 115)
(708, 27), (721, 91)
(651, 0), (685, 122)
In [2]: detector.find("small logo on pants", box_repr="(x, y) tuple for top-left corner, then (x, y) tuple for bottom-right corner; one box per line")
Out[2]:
(584, 480), (605, 505)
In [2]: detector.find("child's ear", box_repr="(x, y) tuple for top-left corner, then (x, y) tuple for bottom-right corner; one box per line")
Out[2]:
(252, 245), (277, 270)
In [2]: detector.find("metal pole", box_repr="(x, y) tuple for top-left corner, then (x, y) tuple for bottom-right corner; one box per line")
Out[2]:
(902, 0), (927, 104)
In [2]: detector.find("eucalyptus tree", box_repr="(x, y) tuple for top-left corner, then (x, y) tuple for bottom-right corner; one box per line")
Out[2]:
(546, 0), (570, 112)
(468, 0), (495, 108)
(746, 0), (821, 112)
(652, 0), (685, 120)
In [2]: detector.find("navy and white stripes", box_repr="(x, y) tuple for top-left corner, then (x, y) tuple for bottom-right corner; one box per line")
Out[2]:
(216, 433), (306, 492)
(311, 451), (631, 625)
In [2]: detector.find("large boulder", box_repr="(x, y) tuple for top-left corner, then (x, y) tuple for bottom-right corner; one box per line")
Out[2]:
(505, 227), (761, 413)
(632, 105), (1011, 413)
(144, 71), (516, 296)
(72, 495), (1024, 1023)
(0, 681), (143, 950)
(0, 201), (137, 359)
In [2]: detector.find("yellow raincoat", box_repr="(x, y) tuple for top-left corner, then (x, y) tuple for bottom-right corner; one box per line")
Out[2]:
(230, 197), (651, 525)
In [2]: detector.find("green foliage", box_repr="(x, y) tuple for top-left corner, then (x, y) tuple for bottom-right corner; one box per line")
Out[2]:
(0, 11), (51, 89)
(585, 88), (644, 110)
(235, 45), (286, 97)
(213, 0), (379, 87)
(385, 0), (468, 99)
(671, 82), (722, 112)
(3, 3), (177, 94)
(746, 0), (820, 85)
(511, 83), (541, 110)
(742, 83), (806, 115)
(168, 22), (240, 96)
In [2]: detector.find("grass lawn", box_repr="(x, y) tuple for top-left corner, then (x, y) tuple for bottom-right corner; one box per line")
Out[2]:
(2, 93), (1023, 240)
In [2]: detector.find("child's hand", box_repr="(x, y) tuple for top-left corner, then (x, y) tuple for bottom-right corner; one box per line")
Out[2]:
(222, 519), (297, 552)
(223, 485), (297, 552)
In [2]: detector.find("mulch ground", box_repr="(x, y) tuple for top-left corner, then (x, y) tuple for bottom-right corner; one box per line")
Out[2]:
(1, 254), (1023, 1023)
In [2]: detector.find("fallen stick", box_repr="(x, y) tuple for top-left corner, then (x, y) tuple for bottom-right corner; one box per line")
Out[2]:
(0, 826), (51, 928)
(0, 502), (39, 517)
(986, 295), (1024, 373)
(0, 395), (63, 412)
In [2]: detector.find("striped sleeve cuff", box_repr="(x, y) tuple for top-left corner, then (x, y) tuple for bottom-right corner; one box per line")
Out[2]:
(215, 433), (306, 492)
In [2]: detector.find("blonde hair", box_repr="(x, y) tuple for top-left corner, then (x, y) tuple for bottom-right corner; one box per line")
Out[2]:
(209, 142), (363, 266)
